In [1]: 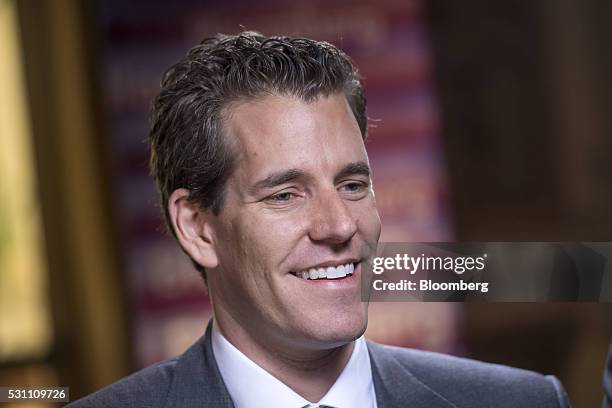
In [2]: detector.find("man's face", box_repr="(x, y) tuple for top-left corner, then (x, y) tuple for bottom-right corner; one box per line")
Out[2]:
(207, 93), (381, 350)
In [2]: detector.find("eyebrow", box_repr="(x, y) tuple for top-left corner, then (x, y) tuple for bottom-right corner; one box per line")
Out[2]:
(249, 168), (309, 194)
(249, 161), (371, 194)
(334, 161), (371, 183)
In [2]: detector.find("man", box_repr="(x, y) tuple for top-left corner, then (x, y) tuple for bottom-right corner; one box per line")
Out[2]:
(70, 32), (570, 407)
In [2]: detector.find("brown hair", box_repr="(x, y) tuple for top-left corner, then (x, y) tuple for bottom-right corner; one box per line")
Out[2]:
(149, 31), (367, 278)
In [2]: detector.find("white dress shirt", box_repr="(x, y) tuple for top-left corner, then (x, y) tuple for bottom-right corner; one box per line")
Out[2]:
(211, 321), (378, 408)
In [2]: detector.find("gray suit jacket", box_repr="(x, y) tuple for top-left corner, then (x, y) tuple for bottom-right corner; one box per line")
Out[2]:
(69, 322), (570, 407)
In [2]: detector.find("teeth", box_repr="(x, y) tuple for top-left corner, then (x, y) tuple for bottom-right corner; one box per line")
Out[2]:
(295, 263), (355, 280)
(337, 264), (346, 278)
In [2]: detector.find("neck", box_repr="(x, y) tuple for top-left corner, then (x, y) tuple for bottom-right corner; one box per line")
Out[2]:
(214, 311), (355, 402)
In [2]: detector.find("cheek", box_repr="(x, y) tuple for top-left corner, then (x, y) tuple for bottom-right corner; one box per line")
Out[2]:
(231, 215), (297, 271)
(354, 199), (382, 239)
(214, 219), (275, 306)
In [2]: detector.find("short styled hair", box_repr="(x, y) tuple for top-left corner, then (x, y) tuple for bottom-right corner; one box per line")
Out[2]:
(149, 31), (368, 278)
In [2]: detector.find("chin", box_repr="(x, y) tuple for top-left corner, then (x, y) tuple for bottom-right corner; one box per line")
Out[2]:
(308, 309), (368, 348)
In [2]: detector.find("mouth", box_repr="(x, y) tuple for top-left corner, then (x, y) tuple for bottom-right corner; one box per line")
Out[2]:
(290, 262), (356, 280)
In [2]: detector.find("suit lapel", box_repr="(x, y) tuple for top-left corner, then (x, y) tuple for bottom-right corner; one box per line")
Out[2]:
(163, 323), (455, 407)
(367, 341), (457, 408)
(165, 321), (235, 408)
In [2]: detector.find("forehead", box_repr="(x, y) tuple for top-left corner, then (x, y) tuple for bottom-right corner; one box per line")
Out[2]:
(222, 93), (368, 180)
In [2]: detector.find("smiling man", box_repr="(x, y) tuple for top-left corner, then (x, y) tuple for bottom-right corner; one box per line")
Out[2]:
(188, 91), (380, 406)
(70, 32), (570, 408)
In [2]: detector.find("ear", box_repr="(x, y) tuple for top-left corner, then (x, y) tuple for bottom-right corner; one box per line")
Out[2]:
(168, 188), (219, 269)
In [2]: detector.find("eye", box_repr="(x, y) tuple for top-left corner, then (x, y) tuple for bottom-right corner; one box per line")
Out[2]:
(268, 191), (296, 202)
(340, 181), (369, 193)
(341, 182), (366, 192)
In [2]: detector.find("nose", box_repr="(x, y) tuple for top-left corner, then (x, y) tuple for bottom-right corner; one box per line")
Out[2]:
(308, 189), (358, 244)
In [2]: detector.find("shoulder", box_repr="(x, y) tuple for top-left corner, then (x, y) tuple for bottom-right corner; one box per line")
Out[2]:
(367, 341), (569, 407)
(66, 325), (232, 408)
(66, 357), (180, 408)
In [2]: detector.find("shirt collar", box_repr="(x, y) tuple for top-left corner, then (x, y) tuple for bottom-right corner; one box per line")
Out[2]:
(211, 320), (377, 408)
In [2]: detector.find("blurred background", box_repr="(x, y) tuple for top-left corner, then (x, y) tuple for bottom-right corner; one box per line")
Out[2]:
(1, 0), (611, 406)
